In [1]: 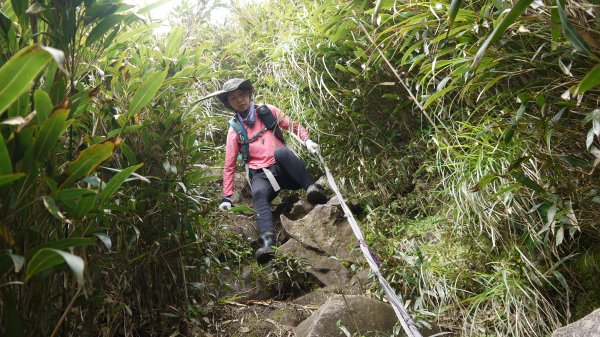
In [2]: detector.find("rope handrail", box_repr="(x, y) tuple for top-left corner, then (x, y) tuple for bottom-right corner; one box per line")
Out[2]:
(315, 150), (423, 337)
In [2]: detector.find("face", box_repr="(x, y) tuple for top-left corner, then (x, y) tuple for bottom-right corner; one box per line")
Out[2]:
(227, 89), (251, 112)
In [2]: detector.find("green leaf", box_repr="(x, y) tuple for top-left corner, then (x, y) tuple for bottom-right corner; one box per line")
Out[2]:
(33, 107), (70, 159)
(55, 188), (97, 202)
(92, 233), (112, 250)
(70, 193), (97, 219)
(26, 248), (85, 284)
(42, 195), (70, 222)
(5, 293), (23, 337)
(510, 171), (545, 194)
(470, 173), (499, 192)
(3, 252), (24, 272)
(137, 0), (173, 14)
(126, 68), (168, 122)
(60, 137), (121, 188)
(0, 135), (12, 174)
(556, 0), (592, 54)
(229, 205), (256, 213)
(0, 173), (25, 187)
(423, 85), (456, 109)
(114, 23), (161, 44)
(86, 15), (126, 46)
(0, 45), (64, 116)
(471, 0), (535, 71)
(446, 0), (462, 36)
(576, 64), (600, 94)
(165, 26), (184, 58)
(33, 89), (53, 123)
(28, 237), (95, 257)
(99, 163), (143, 204)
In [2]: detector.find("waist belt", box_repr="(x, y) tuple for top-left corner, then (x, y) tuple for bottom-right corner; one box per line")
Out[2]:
(247, 166), (281, 193)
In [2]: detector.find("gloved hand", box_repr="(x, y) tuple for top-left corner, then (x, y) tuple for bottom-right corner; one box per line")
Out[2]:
(305, 139), (320, 154)
(219, 197), (233, 211)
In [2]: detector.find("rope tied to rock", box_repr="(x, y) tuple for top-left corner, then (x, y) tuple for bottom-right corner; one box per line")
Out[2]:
(315, 150), (423, 337)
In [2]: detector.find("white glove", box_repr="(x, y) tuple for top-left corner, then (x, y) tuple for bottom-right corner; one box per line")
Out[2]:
(305, 139), (320, 154)
(219, 197), (232, 211)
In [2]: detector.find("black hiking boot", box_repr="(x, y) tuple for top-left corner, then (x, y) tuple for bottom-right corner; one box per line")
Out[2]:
(255, 232), (277, 264)
(306, 184), (327, 205)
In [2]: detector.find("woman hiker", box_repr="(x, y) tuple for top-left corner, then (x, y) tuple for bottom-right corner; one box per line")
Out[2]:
(201, 78), (327, 264)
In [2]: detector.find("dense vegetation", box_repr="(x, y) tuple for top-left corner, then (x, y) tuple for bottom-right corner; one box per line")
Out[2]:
(1, 0), (599, 336)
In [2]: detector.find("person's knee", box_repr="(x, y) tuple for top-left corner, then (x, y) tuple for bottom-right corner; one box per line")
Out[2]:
(274, 146), (291, 162)
(252, 184), (271, 201)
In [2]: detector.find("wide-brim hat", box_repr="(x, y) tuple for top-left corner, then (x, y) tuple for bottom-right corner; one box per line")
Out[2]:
(197, 78), (253, 109)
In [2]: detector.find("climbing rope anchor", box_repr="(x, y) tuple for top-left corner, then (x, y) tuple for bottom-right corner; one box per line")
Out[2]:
(315, 149), (423, 337)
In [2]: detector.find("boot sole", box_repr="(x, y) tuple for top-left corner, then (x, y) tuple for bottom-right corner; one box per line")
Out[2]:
(307, 190), (327, 205)
(255, 247), (275, 264)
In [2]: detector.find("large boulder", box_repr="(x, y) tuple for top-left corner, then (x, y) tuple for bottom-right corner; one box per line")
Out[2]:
(295, 295), (397, 337)
(225, 214), (259, 243)
(552, 308), (600, 337)
(281, 204), (360, 263)
(278, 238), (350, 287)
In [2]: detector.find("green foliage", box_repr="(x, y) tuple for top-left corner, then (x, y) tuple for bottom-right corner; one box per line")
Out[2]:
(1, 0), (599, 335)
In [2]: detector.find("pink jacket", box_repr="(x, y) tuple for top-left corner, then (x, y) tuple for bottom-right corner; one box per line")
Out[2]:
(222, 104), (310, 197)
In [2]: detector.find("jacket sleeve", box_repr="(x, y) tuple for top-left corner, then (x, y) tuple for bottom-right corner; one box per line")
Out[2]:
(269, 105), (309, 141)
(222, 128), (239, 197)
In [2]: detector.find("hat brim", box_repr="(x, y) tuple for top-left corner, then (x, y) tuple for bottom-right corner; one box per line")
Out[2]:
(196, 90), (228, 102)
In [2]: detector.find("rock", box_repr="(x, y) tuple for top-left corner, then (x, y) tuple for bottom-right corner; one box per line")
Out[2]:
(295, 294), (397, 337)
(224, 214), (259, 243)
(327, 196), (364, 216)
(281, 204), (360, 263)
(552, 308), (600, 337)
(213, 300), (311, 336)
(288, 199), (315, 220)
(224, 266), (276, 302)
(293, 285), (339, 306)
(347, 269), (371, 294)
(278, 238), (350, 287)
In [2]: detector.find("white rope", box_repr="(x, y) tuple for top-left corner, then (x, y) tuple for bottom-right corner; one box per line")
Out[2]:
(315, 150), (423, 337)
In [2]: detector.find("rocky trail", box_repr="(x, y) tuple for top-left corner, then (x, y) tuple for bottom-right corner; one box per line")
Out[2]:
(207, 174), (408, 337)
(205, 174), (600, 337)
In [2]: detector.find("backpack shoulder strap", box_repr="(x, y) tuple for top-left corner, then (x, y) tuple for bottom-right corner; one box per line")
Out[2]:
(228, 117), (250, 163)
(256, 105), (285, 144)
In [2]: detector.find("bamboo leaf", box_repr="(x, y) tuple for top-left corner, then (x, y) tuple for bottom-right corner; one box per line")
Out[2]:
(56, 188), (97, 202)
(510, 171), (545, 193)
(472, 0), (535, 71)
(423, 85), (456, 109)
(33, 106), (70, 159)
(165, 26), (184, 58)
(28, 237), (95, 257)
(26, 248), (85, 284)
(5, 293), (23, 337)
(0, 135), (12, 174)
(92, 233), (112, 250)
(556, 0), (592, 54)
(99, 163), (143, 204)
(0, 45), (63, 116)
(446, 0), (462, 36)
(60, 137), (122, 188)
(576, 63), (600, 94)
(0, 173), (25, 187)
(86, 15), (126, 46)
(42, 195), (70, 222)
(126, 68), (168, 121)
(229, 205), (256, 213)
(470, 173), (498, 192)
(0, 252), (25, 273)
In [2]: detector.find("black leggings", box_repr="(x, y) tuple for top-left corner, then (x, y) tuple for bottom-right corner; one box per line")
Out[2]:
(251, 146), (314, 234)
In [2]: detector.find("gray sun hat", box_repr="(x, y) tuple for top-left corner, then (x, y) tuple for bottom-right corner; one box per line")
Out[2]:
(197, 78), (253, 109)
